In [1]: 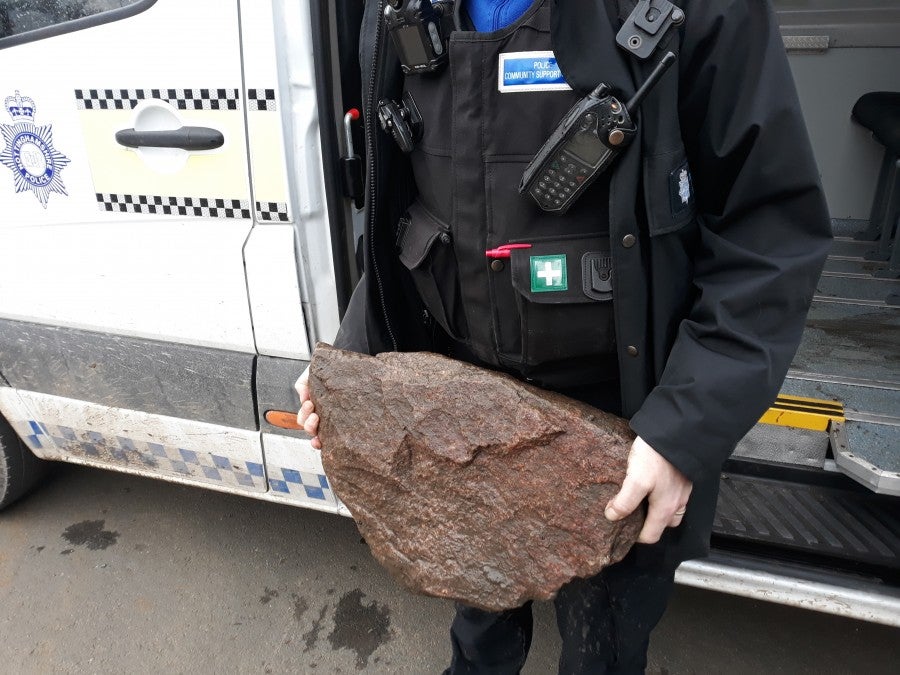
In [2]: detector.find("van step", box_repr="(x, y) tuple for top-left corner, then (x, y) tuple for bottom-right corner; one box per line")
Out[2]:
(755, 224), (900, 497)
(735, 412), (900, 496)
(781, 374), (900, 420)
(843, 419), (900, 473)
(823, 257), (887, 276)
(816, 274), (900, 303)
(831, 219), (868, 239)
(758, 394), (843, 431)
(828, 237), (877, 258)
(792, 301), (899, 384)
(732, 423), (829, 467)
(679, 550), (900, 628)
(713, 469), (900, 578)
(831, 419), (900, 495)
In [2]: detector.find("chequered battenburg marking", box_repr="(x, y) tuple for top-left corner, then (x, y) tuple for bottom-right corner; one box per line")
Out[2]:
(255, 201), (290, 222)
(247, 89), (277, 112)
(75, 88), (241, 111)
(21, 420), (266, 490)
(96, 193), (252, 219)
(26, 420), (48, 449)
(268, 467), (333, 502)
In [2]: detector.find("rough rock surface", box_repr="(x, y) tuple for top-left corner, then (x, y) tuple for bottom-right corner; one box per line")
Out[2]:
(309, 343), (643, 611)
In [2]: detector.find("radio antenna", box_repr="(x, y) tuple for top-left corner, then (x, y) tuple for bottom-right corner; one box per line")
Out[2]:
(625, 51), (676, 115)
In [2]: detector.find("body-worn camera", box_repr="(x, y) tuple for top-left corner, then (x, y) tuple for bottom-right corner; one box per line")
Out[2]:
(385, 0), (454, 75)
(520, 52), (676, 214)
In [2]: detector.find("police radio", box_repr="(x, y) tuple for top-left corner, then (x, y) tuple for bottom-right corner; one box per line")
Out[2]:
(519, 52), (676, 214)
(384, 0), (455, 75)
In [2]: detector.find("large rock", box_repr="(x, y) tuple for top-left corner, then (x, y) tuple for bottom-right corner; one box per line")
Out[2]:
(309, 343), (643, 611)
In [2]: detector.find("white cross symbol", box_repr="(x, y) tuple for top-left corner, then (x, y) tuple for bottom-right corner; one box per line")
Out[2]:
(537, 261), (562, 286)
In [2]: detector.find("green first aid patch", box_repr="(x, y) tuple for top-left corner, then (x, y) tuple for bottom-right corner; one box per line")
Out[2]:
(530, 255), (567, 292)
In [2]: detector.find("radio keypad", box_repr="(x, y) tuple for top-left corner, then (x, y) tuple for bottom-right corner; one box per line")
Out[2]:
(530, 151), (594, 209)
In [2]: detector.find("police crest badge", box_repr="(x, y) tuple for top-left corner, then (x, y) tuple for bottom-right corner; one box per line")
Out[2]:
(669, 160), (694, 216)
(1, 91), (70, 208)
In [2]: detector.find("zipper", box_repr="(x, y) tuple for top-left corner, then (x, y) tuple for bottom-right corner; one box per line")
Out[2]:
(366, 0), (399, 351)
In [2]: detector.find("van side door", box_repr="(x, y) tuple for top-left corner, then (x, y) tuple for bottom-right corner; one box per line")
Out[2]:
(0, 0), (267, 494)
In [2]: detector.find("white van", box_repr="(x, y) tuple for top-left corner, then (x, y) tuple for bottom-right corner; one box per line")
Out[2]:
(1, 0), (898, 627)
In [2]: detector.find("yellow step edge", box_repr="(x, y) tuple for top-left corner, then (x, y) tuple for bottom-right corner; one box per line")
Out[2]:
(759, 395), (845, 432)
(773, 394), (845, 411)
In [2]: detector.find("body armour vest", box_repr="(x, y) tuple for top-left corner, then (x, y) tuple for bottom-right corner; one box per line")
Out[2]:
(395, 0), (619, 386)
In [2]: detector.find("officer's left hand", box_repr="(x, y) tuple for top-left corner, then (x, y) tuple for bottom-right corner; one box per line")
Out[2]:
(604, 436), (693, 544)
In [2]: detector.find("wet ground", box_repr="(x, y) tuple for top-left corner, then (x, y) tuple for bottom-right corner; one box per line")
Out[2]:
(0, 464), (896, 674)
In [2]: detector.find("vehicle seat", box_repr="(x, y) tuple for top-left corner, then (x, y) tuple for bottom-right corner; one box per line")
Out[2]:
(851, 92), (900, 301)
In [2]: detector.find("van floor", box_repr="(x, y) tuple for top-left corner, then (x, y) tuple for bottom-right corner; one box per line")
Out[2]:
(719, 220), (900, 578)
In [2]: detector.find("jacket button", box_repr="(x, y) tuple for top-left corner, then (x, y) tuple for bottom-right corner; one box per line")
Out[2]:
(622, 234), (636, 248)
(626, 345), (639, 357)
(490, 260), (505, 272)
(439, 232), (452, 245)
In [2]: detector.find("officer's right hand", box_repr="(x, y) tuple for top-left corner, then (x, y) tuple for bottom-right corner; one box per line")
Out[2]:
(294, 366), (322, 449)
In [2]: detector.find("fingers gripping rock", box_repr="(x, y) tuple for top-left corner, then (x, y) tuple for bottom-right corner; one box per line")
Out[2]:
(309, 343), (644, 612)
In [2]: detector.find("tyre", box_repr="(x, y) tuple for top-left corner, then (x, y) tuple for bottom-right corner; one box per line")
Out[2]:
(0, 414), (46, 510)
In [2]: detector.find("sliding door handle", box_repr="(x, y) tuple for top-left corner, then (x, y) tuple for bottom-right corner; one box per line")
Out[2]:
(115, 126), (224, 150)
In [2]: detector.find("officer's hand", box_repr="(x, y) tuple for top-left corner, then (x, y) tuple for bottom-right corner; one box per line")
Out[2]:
(294, 366), (321, 449)
(604, 436), (693, 544)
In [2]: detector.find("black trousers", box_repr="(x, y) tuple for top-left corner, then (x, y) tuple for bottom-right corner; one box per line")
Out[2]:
(445, 548), (677, 675)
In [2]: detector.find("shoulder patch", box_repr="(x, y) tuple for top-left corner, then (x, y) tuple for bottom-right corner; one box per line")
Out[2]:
(669, 161), (693, 216)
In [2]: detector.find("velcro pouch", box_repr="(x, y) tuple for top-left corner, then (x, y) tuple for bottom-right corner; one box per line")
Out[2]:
(509, 234), (613, 303)
(504, 233), (616, 366)
(396, 200), (466, 339)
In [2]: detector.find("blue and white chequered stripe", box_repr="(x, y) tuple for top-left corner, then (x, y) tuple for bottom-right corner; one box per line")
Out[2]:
(268, 467), (333, 501)
(24, 420), (266, 490)
(22, 420), (335, 503)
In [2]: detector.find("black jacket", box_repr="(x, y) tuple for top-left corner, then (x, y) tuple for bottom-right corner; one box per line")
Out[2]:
(334, 0), (832, 566)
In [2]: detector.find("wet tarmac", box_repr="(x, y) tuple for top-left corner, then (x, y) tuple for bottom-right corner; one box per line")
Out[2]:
(0, 464), (896, 674)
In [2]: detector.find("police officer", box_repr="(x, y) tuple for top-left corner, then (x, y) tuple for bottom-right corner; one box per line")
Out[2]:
(297, 0), (832, 672)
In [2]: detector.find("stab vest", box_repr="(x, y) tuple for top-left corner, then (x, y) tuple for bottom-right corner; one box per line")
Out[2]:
(391, 0), (686, 389)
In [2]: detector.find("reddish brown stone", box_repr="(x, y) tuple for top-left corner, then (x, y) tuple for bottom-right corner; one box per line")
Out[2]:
(309, 343), (643, 611)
